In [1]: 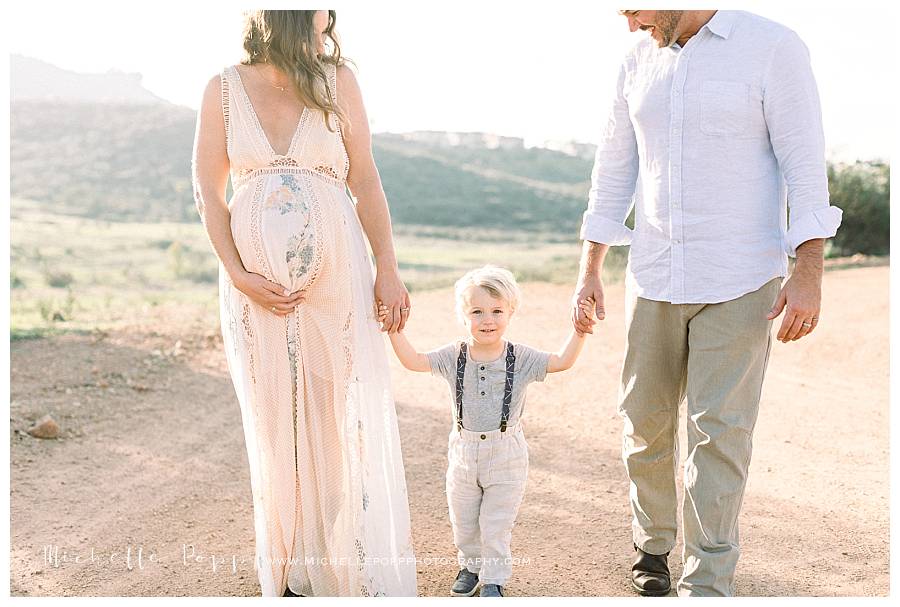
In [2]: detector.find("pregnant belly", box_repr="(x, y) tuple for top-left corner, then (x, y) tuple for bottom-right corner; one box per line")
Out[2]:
(232, 172), (325, 294)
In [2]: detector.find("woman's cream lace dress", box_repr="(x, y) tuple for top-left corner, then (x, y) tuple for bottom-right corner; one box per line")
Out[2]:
(216, 62), (417, 597)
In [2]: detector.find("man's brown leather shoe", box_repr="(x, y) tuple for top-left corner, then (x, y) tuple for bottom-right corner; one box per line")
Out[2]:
(631, 544), (671, 596)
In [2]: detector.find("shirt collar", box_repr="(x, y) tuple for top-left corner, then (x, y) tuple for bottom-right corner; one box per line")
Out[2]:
(704, 10), (738, 39)
(661, 10), (738, 55)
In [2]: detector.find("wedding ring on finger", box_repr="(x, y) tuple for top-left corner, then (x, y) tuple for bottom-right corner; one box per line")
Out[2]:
(801, 321), (812, 328)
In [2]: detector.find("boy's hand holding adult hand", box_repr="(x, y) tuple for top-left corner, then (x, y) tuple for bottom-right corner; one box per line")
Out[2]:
(572, 274), (605, 336)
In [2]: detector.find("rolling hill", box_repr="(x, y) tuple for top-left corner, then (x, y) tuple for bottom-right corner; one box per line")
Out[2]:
(10, 55), (594, 235)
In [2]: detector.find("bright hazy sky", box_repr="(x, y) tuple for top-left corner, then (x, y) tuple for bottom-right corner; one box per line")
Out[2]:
(7, 1), (897, 161)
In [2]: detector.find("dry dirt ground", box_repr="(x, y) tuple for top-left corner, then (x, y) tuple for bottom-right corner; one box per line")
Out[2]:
(9, 265), (889, 597)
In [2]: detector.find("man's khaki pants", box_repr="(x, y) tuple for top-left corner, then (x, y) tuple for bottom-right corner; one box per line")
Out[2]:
(619, 277), (781, 596)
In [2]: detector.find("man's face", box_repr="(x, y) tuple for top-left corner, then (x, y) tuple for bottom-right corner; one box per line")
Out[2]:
(622, 10), (685, 48)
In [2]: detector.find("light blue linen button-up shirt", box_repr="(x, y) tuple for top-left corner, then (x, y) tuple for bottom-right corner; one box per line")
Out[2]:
(580, 10), (842, 304)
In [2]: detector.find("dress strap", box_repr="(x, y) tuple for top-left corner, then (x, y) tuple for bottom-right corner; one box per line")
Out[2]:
(220, 66), (232, 152)
(321, 60), (350, 179)
(324, 61), (338, 104)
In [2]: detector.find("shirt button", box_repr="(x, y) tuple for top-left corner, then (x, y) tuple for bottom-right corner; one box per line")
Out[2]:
(480, 376), (486, 381)
(480, 434), (486, 440)
(480, 366), (485, 371)
(481, 391), (486, 396)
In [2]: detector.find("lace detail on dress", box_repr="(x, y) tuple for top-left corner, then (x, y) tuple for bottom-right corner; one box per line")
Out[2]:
(325, 63), (351, 182)
(313, 164), (341, 180)
(270, 156), (300, 168)
(234, 165), (346, 192)
(287, 312), (299, 483)
(229, 66), (278, 159)
(341, 310), (354, 380)
(226, 289), (241, 359)
(298, 172), (327, 289)
(249, 178), (274, 281)
(241, 301), (256, 384)
(221, 70), (232, 152)
(224, 62), (349, 190)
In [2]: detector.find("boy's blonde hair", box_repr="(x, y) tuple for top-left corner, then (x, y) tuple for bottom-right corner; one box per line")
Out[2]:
(454, 265), (522, 324)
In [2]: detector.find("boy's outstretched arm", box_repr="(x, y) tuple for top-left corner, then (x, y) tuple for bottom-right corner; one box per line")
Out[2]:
(378, 301), (431, 372)
(548, 298), (594, 373)
(387, 331), (432, 372)
(547, 328), (586, 373)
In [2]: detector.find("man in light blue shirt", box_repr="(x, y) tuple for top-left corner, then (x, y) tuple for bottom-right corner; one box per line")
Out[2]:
(572, 10), (842, 597)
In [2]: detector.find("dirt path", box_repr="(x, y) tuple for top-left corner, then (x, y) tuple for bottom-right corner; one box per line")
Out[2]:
(9, 265), (889, 596)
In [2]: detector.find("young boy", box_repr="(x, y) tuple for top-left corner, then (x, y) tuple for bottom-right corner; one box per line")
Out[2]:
(379, 265), (594, 597)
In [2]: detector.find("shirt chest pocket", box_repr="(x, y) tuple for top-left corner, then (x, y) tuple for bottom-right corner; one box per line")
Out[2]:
(699, 80), (759, 138)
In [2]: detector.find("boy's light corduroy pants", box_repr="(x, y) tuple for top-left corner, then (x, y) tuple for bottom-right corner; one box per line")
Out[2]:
(445, 422), (528, 586)
(619, 277), (781, 597)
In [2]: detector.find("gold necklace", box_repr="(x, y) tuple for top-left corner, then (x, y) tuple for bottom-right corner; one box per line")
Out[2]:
(255, 67), (289, 92)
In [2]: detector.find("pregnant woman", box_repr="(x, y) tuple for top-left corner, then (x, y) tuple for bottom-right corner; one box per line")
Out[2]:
(191, 10), (417, 597)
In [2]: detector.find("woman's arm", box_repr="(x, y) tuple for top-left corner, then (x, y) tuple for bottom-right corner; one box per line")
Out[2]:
(191, 75), (303, 316)
(335, 64), (410, 334)
(387, 332), (432, 373)
(192, 75), (243, 279)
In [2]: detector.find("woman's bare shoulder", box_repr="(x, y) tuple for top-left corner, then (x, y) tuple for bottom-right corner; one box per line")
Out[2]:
(335, 63), (360, 94)
(197, 70), (230, 114)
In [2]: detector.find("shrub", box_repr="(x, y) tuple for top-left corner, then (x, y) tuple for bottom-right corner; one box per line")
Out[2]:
(827, 161), (890, 256)
(38, 289), (76, 322)
(167, 240), (217, 283)
(44, 269), (75, 288)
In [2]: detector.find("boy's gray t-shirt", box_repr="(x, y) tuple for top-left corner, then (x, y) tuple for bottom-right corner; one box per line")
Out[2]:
(426, 340), (551, 432)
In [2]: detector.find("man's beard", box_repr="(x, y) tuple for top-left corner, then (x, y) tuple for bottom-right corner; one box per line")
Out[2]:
(654, 10), (685, 47)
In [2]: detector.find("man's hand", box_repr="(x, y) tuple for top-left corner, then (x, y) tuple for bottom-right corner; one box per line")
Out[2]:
(572, 274), (605, 335)
(767, 239), (825, 342)
(572, 241), (610, 336)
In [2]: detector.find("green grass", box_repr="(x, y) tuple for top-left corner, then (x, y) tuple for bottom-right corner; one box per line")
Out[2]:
(10, 198), (219, 334)
(10, 199), (628, 335)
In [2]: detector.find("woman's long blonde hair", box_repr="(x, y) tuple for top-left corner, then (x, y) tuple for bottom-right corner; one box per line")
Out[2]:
(240, 10), (347, 131)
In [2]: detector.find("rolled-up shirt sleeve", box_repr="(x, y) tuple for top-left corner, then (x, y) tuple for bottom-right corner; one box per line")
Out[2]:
(763, 29), (842, 257)
(579, 61), (640, 246)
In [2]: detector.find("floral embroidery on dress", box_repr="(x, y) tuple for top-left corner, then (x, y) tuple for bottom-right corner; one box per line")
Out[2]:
(341, 311), (354, 381)
(355, 538), (367, 572)
(264, 175), (309, 215)
(285, 233), (316, 282)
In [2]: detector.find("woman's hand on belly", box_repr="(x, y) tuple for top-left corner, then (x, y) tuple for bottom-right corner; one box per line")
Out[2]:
(233, 270), (306, 316)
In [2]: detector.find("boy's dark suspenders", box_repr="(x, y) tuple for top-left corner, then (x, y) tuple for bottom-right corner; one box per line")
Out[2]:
(501, 343), (515, 432)
(455, 343), (467, 431)
(454, 341), (516, 432)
